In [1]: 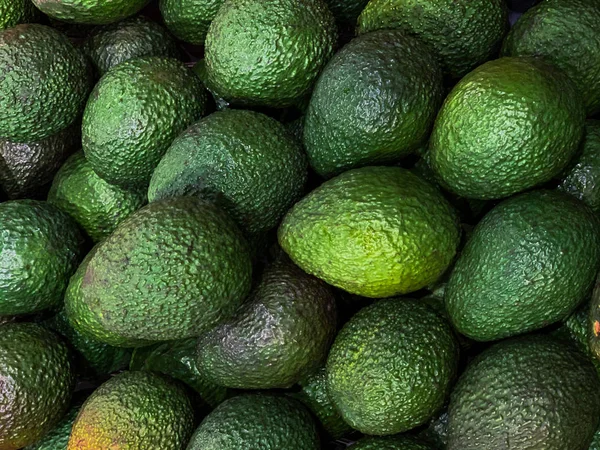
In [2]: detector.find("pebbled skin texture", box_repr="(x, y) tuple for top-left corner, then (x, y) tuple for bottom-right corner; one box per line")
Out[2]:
(278, 166), (460, 298)
(186, 394), (320, 450)
(48, 151), (147, 243)
(31, 0), (149, 24)
(502, 0), (600, 116)
(558, 120), (600, 213)
(429, 57), (585, 200)
(82, 56), (208, 188)
(304, 30), (443, 178)
(0, 123), (79, 199)
(24, 404), (80, 450)
(357, 0), (508, 78)
(0, 24), (93, 142)
(351, 436), (436, 450)
(82, 16), (180, 77)
(205, 0), (337, 107)
(149, 109), (307, 238)
(197, 257), (337, 389)
(0, 323), (75, 450)
(79, 197), (253, 344)
(592, 430), (600, 450)
(447, 335), (600, 450)
(68, 371), (194, 450)
(445, 190), (600, 342)
(325, 0), (369, 24)
(0, 200), (86, 315)
(160, 0), (224, 45)
(0, 0), (39, 30)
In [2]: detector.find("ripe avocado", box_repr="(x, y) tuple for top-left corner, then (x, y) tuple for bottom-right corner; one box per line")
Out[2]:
(160, 0), (224, 45)
(0, 0), (39, 30)
(23, 404), (80, 450)
(31, 0), (149, 24)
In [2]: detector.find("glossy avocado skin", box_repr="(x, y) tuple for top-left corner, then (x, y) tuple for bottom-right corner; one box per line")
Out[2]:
(160, 0), (224, 45)
(186, 395), (320, 450)
(357, 0), (508, 78)
(303, 30), (444, 178)
(23, 404), (80, 450)
(327, 298), (459, 436)
(430, 57), (585, 200)
(0, 0), (39, 30)
(445, 190), (600, 342)
(30, 0), (148, 24)
(502, 0), (600, 116)
(351, 436), (436, 450)
(447, 335), (600, 450)
(0, 24), (92, 142)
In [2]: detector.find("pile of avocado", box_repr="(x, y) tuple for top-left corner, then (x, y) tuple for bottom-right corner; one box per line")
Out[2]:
(1, 0), (600, 449)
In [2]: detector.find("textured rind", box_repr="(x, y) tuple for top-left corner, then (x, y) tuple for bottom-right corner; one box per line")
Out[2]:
(0, 323), (75, 450)
(304, 30), (444, 178)
(186, 394), (320, 450)
(278, 166), (460, 298)
(558, 120), (600, 213)
(592, 429), (600, 450)
(160, 0), (224, 45)
(82, 56), (208, 188)
(31, 0), (148, 24)
(79, 197), (253, 343)
(197, 257), (337, 389)
(502, 0), (600, 115)
(82, 16), (180, 76)
(445, 190), (600, 342)
(0, 200), (86, 315)
(429, 57), (586, 199)
(324, 0), (369, 24)
(351, 436), (435, 450)
(0, 0), (39, 30)
(0, 123), (79, 199)
(447, 335), (600, 450)
(205, 0), (337, 107)
(327, 298), (459, 435)
(67, 371), (194, 450)
(24, 404), (80, 450)
(357, 0), (508, 78)
(0, 24), (93, 141)
(149, 109), (307, 237)
(48, 152), (147, 243)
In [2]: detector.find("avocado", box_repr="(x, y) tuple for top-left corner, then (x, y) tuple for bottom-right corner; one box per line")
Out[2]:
(48, 151), (147, 243)
(429, 57), (585, 199)
(303, 30), (443, 178)
(279, 166), (460, 298)
(23, 404), (80, 450)
(0, 200), (86, 316)
(502, 0), (600, 116)
(592, 430), (600, 450)
(447, 335), (600, 450)
(68, 371), (194, 449)
(0, 0), (39, 30)
(0, 323), (75, 450)
(445, 190), (600, 342)
(351, 436), (436, 450)
(31, 0), (149, 24)
(192, 59), (229, 110)
(324, 0), (369, 25)
(82, 16), (181, 77)
(588, 274), (600, 360)
(204, 0), (337, 107)
(149, 109), (307, 239)
(327, 298), (459, 435)
(417, 408), (449, 450)
(186, 394), (320, 450)
(197, 257), (336, 389)
(0, 24), (93, 142)
(82, 56), (208, 188)
(357, 0), (508, 78)
(160, 0), (224, 45)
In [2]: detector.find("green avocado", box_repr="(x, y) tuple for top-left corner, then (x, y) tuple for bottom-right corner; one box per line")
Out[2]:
(160, 0), (224, 45)
(351, 436), (437, 450)
(0, 0), (39, 30)
(23, 404), (80, 450)
(31, 0), (149, 24)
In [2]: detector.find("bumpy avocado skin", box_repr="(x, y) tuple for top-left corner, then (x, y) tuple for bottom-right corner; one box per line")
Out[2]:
(82, 56), (208, 188)
(327, 299), (459, 436)
(31, 0), (149, 24)
(0, 200), (86, 315)
(24, 404), (80, 450)
(186, 395), (320, 450)
(160, 0), (224, 45)
(447, 335), (600, 450)
(0, 24), (93, 142)
(68, 371), (194, 450)
(0, 0), (39, 30)
(205, 0), (337, 107)
(430, 57), (585, 199)
(82, 16), (180, 76)
(149, 109), (307, 238)
(0, 323), (75, 450)
(279, 166), (460, 298)
(304, 30), (443, 178)
(48, 152), (147, 243)
(357, 0), (508, 78)
(502, 0), (600, 116)
(351, 436), (436, 450)
(446, 190), (600, 342)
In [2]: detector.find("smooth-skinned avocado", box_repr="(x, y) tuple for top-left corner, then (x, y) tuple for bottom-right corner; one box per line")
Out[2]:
(447, 335), (600, 450)
(160, 0), (224, 45)
(0, 24), (93, 142)
(445, 190), (600, 342)
(327, 298), (459, 436)
(0, 0), (39, 30)
(23, 404), (80, 450)
(429, 57), (585, 199)
(204, 0), (337, 107)
(82, 56), (208, 188)
(351, 436), (436, 450)
(31, 0), (149, 24)
(279, 166), (461, 298)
